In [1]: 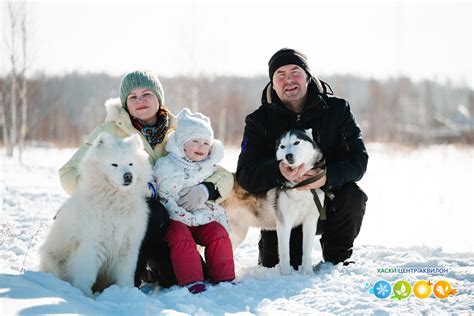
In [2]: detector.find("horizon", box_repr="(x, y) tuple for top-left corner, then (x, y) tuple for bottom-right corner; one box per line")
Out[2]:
(0, 1), (472, 88)
(7, 70), (472, 90)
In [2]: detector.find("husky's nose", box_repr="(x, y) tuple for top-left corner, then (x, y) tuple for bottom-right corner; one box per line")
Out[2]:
(285, 153), (294, 164)
(123, 172), (133, 186)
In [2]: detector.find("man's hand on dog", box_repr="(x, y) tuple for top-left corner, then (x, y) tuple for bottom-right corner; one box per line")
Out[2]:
(295, 168), (326, 191)
(279, 162), (326, 190)
(279, 161), (306, 182)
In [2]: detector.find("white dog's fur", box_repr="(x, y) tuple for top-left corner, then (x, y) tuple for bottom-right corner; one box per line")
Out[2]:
(39, 133), (151, 296)
(224, 129), (324, 275)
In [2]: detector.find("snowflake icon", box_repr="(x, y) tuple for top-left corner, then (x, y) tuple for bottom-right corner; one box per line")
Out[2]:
(373, 280), (392, 299)
(377, 283), (389, 296)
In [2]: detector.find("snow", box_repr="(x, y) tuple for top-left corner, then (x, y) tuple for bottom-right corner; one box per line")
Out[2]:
(1, 144), (473, 315)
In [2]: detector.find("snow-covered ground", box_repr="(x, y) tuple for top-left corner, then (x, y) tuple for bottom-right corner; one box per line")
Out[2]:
(1, 144), (473, 315)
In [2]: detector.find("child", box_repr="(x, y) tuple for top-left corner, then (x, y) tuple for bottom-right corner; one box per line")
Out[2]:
(154, 108), (235, 294)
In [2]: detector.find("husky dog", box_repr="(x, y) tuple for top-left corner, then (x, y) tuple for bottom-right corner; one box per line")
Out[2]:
(224, 129), (324, 275)
(39, 133), (151, 297)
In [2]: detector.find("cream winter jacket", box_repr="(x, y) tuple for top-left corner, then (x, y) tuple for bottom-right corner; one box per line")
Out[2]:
(154, 133), (231, 233)
(59, 98), (234, 202)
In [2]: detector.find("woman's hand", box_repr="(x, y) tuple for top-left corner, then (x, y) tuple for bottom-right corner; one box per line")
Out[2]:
(177, 184), (209, 211)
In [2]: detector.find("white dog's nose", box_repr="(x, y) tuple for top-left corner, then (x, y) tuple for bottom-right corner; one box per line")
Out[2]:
(285, 153), (294, 164)
(123, 172), (133, 186)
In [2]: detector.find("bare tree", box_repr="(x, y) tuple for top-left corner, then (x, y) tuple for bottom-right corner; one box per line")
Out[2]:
(4, 1), (19, 157)
(2, 1), (30, 159)
(0, 90), (10, 150)
(18, 3), (28, 162)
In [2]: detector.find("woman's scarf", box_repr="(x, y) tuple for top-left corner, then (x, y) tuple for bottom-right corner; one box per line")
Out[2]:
(130, 108), (169, 148)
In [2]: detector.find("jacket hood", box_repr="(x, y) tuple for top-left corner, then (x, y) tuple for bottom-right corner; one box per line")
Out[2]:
(260, 77), (328, 119)
(165, 130), (224, 166)
(261, 76), (325, 106)
(104, 96), (177, 129)
(104, 97), (123, 122)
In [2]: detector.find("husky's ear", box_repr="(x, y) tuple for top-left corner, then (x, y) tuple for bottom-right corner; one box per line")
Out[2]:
(126, 133), (144, 149)
(93, 132), (114, 148)
(304, 128), (314, 140)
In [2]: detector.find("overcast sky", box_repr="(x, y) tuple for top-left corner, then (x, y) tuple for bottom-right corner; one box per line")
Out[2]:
(1, 0), (472, 87)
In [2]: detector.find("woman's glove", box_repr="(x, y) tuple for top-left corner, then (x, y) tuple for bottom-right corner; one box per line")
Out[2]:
(147, 182), (158, 200)
(177, 184), (209, 211)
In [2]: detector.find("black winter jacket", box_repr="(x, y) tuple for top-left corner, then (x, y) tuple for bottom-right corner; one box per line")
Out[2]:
(236, 78), (368, 194)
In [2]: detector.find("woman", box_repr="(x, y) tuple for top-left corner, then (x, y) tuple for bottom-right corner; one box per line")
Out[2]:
(59, 69), (234, 288)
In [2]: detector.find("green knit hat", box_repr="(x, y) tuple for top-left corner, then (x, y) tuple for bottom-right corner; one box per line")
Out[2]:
(119, 69), (164, 108)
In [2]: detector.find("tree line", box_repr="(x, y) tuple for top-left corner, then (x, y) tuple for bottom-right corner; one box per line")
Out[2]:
(1, 72), (472, 152)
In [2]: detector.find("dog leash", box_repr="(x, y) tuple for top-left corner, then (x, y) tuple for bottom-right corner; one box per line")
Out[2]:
(285, 159), (334, 221)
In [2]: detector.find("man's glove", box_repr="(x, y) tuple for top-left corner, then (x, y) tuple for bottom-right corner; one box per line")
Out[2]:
(177, 184), (209, 211)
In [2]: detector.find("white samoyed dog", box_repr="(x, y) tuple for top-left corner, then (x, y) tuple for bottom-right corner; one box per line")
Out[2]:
(39, 132), (151, 297)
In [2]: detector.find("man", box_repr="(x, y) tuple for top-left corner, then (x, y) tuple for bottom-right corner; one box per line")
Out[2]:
(236, 48), (368, 268)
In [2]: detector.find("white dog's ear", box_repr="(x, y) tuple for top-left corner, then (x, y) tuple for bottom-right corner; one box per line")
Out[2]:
(126, 133), (144, 149)
(93, 132), (114, 148)
(304, 128), (314, 140)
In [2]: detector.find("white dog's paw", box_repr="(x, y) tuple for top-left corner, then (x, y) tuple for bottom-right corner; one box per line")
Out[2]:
(302, 264), (314, 275)
(279, 263), (292, 275)
(72, 278), (94, 297)
(76, 284), (94, 297)
(115, 277), (134, 288)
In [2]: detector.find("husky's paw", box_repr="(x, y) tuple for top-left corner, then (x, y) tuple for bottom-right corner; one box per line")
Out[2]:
(279, 263), (292, 275)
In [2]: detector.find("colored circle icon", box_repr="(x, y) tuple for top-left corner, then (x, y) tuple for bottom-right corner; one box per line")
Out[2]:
(413, 280), (432, 299)
(391, 280), (412, 300)
(433, 280), (452, 299)
(373, 280), (391, 299)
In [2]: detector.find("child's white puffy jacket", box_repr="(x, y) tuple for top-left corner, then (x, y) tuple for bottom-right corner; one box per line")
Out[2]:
(153, 131), (231, 233)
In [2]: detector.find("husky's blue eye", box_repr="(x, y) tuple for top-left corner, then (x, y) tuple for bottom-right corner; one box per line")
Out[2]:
(294, 141), (300, 145)
(111, 164), (118, 167)
(129, 163), (133, 166)
(280, 145), (286, 149)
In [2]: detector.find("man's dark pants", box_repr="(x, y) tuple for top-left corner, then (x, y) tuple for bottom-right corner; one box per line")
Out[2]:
(258, 182), (367, 268)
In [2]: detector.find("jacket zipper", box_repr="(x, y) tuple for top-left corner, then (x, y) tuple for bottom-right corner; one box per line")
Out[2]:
(296, 114), (301, 128)
(342, 130), (350, 151)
